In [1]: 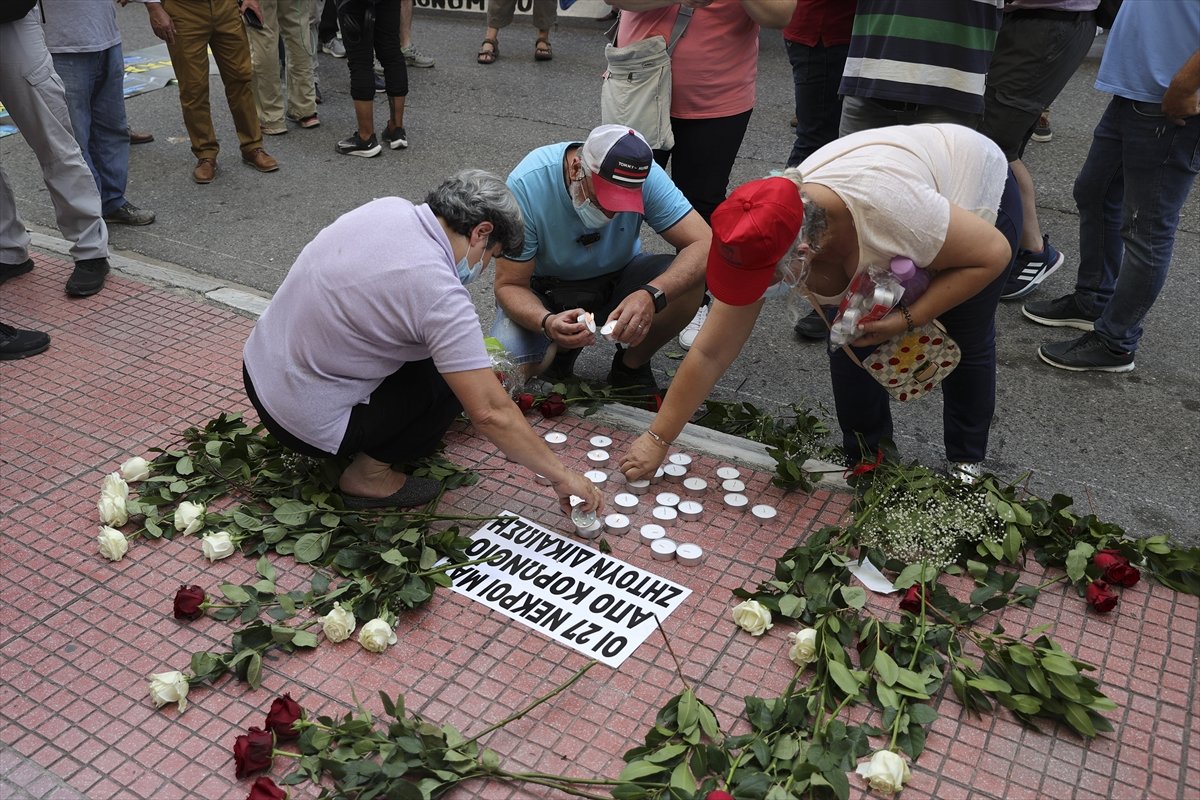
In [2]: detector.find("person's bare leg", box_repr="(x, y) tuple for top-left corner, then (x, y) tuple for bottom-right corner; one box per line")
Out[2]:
(400, 0), (413, 48)
(353, 98), (374, 140)
(1011, 159), (1044, 252)
(388, 94), (405, 131)
(339, 452), (408, 497)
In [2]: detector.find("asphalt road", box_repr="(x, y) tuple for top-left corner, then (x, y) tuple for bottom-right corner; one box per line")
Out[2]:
(3, 11), (1197, 543)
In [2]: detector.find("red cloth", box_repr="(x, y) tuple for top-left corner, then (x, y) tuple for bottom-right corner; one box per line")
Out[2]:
(784, 0), (855, 47)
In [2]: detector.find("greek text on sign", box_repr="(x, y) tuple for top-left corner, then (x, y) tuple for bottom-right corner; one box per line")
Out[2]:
(445, 512), (691, 667)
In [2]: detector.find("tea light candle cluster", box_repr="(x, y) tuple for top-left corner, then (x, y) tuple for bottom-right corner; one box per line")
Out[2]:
(550, 436), (782, 566)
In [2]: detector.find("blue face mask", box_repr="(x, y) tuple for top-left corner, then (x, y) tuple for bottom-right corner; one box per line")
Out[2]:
(575, 198), (612, 231)
(455, 254), (485, 286)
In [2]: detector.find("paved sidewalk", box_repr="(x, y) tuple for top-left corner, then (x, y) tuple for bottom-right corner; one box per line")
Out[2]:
(1, 251), (1197, 800)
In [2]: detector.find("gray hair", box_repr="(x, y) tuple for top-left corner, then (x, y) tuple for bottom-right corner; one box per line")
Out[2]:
(770, 168), (827, 288)
(425, 169), (524, 257)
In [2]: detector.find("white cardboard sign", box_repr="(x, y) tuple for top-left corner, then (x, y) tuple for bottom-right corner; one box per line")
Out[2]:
(445, 512), (692, 667)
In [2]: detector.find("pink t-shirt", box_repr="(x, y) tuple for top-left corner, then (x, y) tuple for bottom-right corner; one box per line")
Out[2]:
(617, 0), (759, 120)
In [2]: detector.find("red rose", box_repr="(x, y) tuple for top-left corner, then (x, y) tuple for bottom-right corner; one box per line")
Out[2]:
(1093, 549), (1140, 587)
(898, 584), (927, 614)
(265, 693), (303, 741)
(1085, 580), (1118, 613)
(246, 776), (288, 800)
(538, 393), (567, 418)
(233, 726), (274, 779)
(707, 792), (735, 800)
(173, 585), (206, 620)
(516, 392), (535, 412)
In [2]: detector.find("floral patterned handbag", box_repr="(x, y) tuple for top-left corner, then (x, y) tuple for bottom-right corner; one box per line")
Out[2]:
(806, 292), (960, 402)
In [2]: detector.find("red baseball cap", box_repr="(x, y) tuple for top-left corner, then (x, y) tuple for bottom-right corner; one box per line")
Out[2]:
(706, 177), (805, 306)
(581, 125), (653, 214)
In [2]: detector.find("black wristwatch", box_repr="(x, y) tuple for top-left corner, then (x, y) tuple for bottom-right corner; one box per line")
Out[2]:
(638, 284), (667, 314)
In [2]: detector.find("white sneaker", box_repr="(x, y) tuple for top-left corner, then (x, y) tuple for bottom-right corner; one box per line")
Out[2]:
(678, 303), (709, 350)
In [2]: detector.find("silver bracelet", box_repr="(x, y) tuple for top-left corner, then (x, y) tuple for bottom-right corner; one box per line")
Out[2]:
(646, 429), (672, 448)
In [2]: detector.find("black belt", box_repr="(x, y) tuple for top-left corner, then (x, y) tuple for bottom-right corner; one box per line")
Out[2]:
(872, 98), (929, 112)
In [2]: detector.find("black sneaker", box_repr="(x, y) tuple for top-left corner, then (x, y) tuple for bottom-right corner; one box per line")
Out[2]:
(1038, 331), (1134, 373)
(1022, 293), (1098, 331)
(336, 132), (382, 158)
(0, 258), (33, 285)
(381, 124), (408, 150)
(543, 347), (581, 381)
(1000, 235), (1064, 300)
(0, 322), (50, 360)
(794, 309), (827, 341)
(65, 257), (110, 297)
(104, 201), (156, 226)
(607, 349), (663, 409)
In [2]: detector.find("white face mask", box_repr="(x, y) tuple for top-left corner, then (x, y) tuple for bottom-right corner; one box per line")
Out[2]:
(571, 171), (612, 231)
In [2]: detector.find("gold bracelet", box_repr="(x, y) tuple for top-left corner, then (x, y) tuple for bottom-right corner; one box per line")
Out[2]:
(646, 429), (672, 448)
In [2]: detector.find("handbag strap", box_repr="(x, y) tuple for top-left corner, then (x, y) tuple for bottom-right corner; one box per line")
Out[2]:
(802, 289), (865, 368)
(666, 6), (695, 55)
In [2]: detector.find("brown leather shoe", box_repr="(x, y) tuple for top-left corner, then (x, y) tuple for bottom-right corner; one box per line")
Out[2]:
(193, 157), (217, 184)
(129, 129), (155, 145)
(241, 147), (279, 173)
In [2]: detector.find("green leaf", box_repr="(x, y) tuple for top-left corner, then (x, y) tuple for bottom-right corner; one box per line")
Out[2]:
(273, 500), (313, 526)
(618, 760), (666, 782)
(221, 583), (251, 604)
(677, 690), (699, 731)
(246, 652), (262, 689)
(893, 563), (929, 590)
(1007, 644), (1037, 666)
(876, 683), (900, 710)
(1041, 654), (1079, 676)
(256, 556), (276, 582)
(1065, 541), (1095, 582)
(292, 630), (319, 648)
(669, 761), (697, 794)
(1064, 703), (1097, 737)
(294, 531), (331, 564)
(967, 676), (1012, 693)
(380, 548), (408, 566)
(907, 704), (938, 725)
(840, 586), (867, 609)
(175, 456), (194, 476)
(966, 560), (989, 580)
(778, 593), (804, 618)
(1002, 524), (1023, 562)
(873, 650), (899, 686)
(826, 661), (861, 697)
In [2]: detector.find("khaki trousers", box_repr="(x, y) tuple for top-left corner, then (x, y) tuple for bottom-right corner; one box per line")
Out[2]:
(163, 0), (262, 159)
(247, 0), (317, 125)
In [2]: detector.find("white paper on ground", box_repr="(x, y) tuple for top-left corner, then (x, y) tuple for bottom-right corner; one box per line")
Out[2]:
(848, 557), (898, 594)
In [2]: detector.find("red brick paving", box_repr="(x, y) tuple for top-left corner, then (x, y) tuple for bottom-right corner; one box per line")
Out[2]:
(1, 251), (1197, 800)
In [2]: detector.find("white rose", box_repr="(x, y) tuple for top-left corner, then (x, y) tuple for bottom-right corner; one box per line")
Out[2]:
(120, 456), (152, 482)
(174, 501), (206, 535)
(200, 531), (235, 561)
(97, 526), (129, 562)
(321, 602), (357, 643)
(732, 600), (773, 636)
(100, 472), (129, 502)
(147, 670), (190, 712)
(98, 494), (129, 527)
(787, 628), (818, 668)
(855, 750), (910, 795)
(358, 618), (396, 653)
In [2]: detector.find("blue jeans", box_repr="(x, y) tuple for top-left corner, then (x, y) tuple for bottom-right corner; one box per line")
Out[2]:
(784, 39), (848, 167)
(1072, 96), (1200, 353)
(51, 45), (130, 216)
(829, 169), (1022, 464)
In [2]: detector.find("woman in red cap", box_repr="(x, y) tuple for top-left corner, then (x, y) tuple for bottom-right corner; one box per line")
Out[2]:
(619, 123), (1022, 483)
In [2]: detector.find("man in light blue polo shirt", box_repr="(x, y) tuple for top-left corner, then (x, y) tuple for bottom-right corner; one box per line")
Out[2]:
(491, 125), (710, 405)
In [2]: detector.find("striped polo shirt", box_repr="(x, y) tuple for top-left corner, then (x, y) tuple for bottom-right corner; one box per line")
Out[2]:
(840, 0), (1004, 115)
